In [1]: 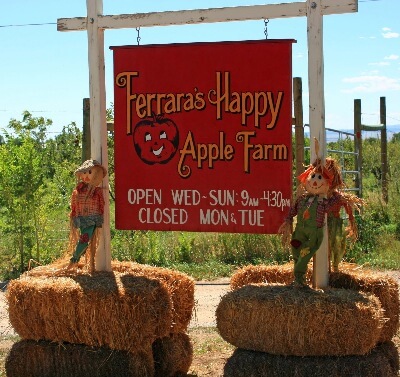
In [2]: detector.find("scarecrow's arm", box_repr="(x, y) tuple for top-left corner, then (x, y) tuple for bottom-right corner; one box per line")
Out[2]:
(278, 197), (301, 248)
(70, 189), (78, 218)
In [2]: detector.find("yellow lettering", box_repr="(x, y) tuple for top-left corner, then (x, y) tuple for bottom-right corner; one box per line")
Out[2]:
(178, 132), (197, 178)
(266, 91), (283, 129)
(115, 71), (140, 134)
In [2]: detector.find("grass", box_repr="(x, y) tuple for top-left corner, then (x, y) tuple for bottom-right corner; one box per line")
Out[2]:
(189, 327), (234, 356)
(187, 327), (235, 377)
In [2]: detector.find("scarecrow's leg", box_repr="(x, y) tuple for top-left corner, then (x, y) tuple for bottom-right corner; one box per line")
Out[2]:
(294, 250), (314, 284)
(290, 227), (305, 265)
(293, 227), (324, 285)
(70, 225), (96, 263)
(329, 217), (344, 272)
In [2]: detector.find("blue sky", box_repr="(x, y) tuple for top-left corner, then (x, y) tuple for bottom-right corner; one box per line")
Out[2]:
(1, 0), (399, 137)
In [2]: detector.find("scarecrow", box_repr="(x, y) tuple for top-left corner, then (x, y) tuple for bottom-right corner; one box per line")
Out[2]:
(280, 141), (364, 286)
(67, 159), (107, 270)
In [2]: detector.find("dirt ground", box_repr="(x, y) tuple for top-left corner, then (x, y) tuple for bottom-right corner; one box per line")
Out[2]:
(1, 271), (399, 377)
(187, 278), (233, 377)
(189, 278), (230, 328)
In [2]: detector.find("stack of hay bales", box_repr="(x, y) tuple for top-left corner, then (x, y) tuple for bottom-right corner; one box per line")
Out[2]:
(6, 261), (195, 377)
(217, 263), (399, 377)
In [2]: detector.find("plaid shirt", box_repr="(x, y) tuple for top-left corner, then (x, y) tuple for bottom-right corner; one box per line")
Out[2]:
(287, 195), (328, 228)
(70, 182), (105, 220)
(287, 192), (354, 229)
(326, 191), (355, 221)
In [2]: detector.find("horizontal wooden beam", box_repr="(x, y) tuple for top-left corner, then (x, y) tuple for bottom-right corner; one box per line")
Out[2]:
(58, 0), (357, 32)
(361, 124), (385, 131)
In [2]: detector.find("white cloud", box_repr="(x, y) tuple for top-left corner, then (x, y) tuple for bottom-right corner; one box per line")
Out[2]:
(384, 54), (399, 60)
(369, 61), (390, 67)
(382, 28), (399, 38)
(341, 75), (400, 93)
(383, 32), (400, 38)
(363, 69), (380, 75)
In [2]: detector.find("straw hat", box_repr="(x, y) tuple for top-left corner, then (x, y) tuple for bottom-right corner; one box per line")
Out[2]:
(75, 159), (107, 178)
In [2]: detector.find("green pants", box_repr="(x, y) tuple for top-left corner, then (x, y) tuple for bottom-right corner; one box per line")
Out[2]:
(70, 225), (96, 263)
(291, 198), (324, 284)
(328, 215), (346, 271)
(291, 226), (324, 284)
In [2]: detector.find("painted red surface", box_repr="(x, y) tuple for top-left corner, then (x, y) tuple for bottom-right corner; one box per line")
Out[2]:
(111, 39), (294, 233)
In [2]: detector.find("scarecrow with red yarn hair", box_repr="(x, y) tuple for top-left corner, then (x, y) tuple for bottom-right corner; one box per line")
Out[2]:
(280, 143), (364, 286)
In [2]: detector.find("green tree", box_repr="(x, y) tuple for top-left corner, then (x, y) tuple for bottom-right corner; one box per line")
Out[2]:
(0, 112), (54, 273)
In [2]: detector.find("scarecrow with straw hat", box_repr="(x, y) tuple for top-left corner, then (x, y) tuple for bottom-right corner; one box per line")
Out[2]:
(67, 159), (107, 269)
(279, 140), (364, 287)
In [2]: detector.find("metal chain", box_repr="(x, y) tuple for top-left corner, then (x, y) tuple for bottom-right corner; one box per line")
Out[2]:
(264, 19), (269, 39)
(136, 27), (141, 45)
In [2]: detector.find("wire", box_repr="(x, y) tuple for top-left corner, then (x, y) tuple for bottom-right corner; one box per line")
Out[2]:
(0, 22), (56, 28)
(387, 115), (400, 122)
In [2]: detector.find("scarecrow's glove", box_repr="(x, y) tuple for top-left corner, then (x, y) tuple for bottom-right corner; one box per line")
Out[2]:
(278, 220), (293, 249)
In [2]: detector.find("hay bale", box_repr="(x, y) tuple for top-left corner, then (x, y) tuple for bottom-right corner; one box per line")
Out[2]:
(152, 332), (193, 377)
(223, 341), (399, 377)
(330, 268), (399, 343)
(216, 284), (385, 356)
(112, 261), (195, 333)
(230, 263), (312, 290)
(5, 339), (154, 377)
(230, 263), (399, 343)
(7, 267), (173, 352)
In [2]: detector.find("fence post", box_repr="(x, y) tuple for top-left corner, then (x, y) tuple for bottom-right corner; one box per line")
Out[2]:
(380, 97), (388, 203)
(354, 99), (362, 197)
(293, 77), (305, 182)
(82, 98), (91, 162)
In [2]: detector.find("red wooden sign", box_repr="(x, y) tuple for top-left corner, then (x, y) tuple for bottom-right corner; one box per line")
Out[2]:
(111, 39), (294, 233)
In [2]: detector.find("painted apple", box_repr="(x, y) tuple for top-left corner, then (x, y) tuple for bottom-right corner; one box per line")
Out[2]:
(133, 114), (179, 164)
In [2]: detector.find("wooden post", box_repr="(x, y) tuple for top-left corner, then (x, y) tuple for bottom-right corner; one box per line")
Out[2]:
(86, 0), (111, 272)
(354, 99), (362, 197)
(307, 0), (329, 289)
(82, 98), (91, 162)
(380, 97), (388, 203)
(293, 77), (305, 181)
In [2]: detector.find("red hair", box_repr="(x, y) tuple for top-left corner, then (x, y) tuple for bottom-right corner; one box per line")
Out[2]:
(298, 161), (334, 187)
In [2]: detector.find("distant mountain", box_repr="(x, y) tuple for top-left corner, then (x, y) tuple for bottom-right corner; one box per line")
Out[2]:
(304, 125), (400, 142)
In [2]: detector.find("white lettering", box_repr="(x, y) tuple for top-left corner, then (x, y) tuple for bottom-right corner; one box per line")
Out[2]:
(139, 207), (188, 224)
(128, 189), (162, 205)
(171, 190), (201, 205)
